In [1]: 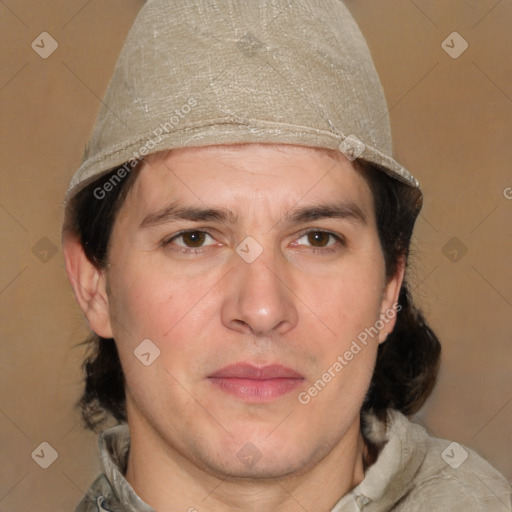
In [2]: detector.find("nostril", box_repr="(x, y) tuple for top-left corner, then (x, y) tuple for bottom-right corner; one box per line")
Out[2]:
(233, 319), (251, 332)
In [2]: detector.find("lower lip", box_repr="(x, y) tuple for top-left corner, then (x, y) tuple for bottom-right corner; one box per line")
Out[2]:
(208, 377), (303, 402)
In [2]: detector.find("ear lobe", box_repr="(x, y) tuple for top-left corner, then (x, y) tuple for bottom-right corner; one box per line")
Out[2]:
(378, 257), (406, 343)
(62, 232), (113, 339)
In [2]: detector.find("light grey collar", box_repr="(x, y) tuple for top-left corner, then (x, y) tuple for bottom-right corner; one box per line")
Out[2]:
(99, 424), (155, 512)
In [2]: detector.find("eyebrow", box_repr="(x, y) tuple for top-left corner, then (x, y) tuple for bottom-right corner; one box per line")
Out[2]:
(139, 200), (367, 229)
(140, 202), (237, 229)
(282, 202), (367, 226)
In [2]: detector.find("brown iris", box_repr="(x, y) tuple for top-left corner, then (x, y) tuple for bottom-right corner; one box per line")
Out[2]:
(181, 231), (207, 247)
(307, 231), (331, 247)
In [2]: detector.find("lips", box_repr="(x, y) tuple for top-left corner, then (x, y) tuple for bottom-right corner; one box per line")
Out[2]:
(208, 363), (304, 402)
(209, 363), (303, 379)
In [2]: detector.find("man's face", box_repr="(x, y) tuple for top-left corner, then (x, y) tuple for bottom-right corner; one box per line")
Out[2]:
(102, 144), (401, 478)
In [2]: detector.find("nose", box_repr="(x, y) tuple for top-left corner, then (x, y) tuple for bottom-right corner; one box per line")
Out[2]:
(221, 248), (298, 337)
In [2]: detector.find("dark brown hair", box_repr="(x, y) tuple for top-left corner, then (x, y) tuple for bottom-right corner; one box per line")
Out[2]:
(63, 157), (441, 431)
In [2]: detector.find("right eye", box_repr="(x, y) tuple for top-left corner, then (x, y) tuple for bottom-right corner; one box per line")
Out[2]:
(162, 230), (217, 253)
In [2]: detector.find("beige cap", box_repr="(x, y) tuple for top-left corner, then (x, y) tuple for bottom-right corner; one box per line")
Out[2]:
(66, 0), (421, 203)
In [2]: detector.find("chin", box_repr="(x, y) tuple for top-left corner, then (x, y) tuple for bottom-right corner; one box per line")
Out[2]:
(207, 452), (310, 481)
(195, 435), (323, 481)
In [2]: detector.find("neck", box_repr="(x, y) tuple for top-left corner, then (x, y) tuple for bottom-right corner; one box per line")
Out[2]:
(124, 416), (366, 512)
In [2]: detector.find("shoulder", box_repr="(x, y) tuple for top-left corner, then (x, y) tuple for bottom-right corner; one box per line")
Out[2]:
(407, 438), (511, 511)
(389, 412), (512, 511)
(358, 410), (511, 511)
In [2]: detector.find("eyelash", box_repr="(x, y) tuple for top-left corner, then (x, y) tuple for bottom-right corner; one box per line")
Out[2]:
(161, 229), (345, 255)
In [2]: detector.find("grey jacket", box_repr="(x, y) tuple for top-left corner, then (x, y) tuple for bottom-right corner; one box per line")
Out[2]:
(75, 410), (512, 511)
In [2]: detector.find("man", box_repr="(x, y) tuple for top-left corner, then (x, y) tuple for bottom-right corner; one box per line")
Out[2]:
(62, 1), (512, 511)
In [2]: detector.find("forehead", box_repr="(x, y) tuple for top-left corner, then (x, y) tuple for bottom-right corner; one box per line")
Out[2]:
(120, 144), (375, 223)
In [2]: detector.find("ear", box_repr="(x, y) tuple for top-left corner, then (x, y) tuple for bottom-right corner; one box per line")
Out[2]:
(378, 257), (406, 343)
(62, 232), (113, 339)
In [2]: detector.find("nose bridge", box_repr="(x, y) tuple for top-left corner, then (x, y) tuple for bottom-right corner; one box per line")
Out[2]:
(222, 241), (298, 336)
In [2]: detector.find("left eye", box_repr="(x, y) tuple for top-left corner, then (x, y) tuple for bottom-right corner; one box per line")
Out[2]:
(295, 230), (342, 248)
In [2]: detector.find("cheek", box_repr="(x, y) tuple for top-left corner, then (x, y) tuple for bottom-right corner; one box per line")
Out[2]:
(106, 255), (221, 362)
(296, 264), (385, 404)
(301, 258), (385, 346)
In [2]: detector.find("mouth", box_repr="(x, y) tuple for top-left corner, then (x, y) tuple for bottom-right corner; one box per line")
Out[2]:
(208, 363), (305, 402)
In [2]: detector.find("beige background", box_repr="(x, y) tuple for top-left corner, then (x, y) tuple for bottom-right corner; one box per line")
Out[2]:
(1, 1), (511, 510)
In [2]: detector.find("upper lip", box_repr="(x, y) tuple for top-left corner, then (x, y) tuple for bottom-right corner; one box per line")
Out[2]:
(209, 363), (304, 380)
